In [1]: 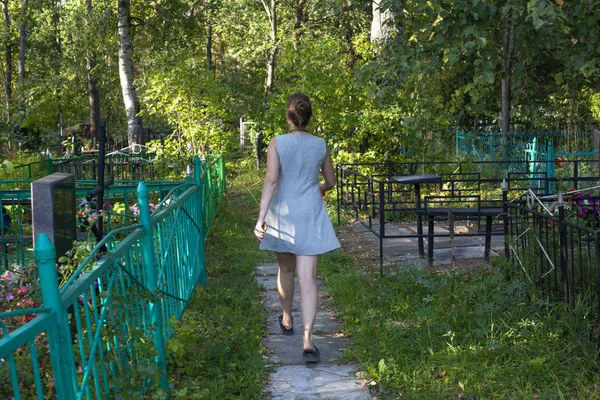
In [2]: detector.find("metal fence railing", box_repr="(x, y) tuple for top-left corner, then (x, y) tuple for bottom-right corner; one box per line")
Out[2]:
(0, 155), (226, 398)
(0, 155), (226, 271)
(336, 160), (600, 272)
(505, 190), (600, 345)
(0, 154), (159, 183)
(456, 129), (599, 161)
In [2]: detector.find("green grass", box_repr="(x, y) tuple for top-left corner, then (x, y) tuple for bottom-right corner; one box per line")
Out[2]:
(167, 156), (272, 399)
(167, 154), (600, 399)
(319, 253), (600, 399)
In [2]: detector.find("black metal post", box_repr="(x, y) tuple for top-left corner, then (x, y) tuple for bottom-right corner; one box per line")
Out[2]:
(558, 193), (569, 303)
(573, 161), (579, 190)
(503, 178), (509, 259)
(379, 180), (385, 276)
(336, 165), (341, 226)
(415, 183), (425, 257)
(96, 122), (106, 241)
(596, 231), (600, 347)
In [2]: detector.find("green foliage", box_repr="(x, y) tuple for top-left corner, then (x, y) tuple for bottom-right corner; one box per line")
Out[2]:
(166, 156), (269, 398)
(319, 253), (600, 398)
(0, 0), (596, 162)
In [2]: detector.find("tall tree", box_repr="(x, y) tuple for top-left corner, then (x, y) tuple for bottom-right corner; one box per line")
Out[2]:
(261, 0), (276, 96)
(2, 0), (11, 122)
(17, 0), (27, 122)
(501, 18), (515, 135)
(86, 0), (100, 139)
(118, 0), (143, 145)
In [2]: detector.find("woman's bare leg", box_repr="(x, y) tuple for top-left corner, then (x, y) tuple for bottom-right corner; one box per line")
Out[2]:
(296, 255), (319, 351)
(276, 252), (296, 329)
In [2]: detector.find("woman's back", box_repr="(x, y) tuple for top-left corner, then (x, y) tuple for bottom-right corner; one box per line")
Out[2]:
(276, 133), (325, 191)
(259, 133), (340, 255)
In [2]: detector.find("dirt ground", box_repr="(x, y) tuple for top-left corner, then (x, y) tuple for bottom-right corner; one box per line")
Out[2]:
(335, 220), (491, 272)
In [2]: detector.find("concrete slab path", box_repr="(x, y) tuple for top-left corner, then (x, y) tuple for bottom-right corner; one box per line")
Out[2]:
(255, 262), (371, 400)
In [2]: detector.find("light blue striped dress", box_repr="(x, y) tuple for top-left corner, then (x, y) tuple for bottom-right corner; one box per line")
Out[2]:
(260, 133), (341, 255)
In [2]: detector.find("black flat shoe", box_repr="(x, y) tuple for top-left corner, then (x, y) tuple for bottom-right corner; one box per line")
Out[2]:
(303, 346), (320, 364)
(278, 315), (294, 336)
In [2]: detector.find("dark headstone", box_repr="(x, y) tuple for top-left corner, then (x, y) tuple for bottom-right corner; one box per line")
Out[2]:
(32, 173), (77, 258)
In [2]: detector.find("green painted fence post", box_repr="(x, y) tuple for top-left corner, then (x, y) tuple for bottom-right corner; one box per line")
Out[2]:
(35, 234), (76, 399)
(547, 141), (555, 194)
(137, 182), (169, 393)
(194, 156), (206, 287)
(46, 156), (54, 176)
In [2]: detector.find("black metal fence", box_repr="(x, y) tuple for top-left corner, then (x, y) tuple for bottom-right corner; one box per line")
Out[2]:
(336, 160), (600, 343)
(336, 159), (600, 268)
(505, 192), (600, 344)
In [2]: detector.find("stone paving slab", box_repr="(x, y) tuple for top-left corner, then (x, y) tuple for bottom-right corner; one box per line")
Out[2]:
(267, 312), (341, 335)
(255, 262), (370, 399)
(270, 365), (371, 400)
(262, 289), (330, 313)
(264, 333), (353, 365)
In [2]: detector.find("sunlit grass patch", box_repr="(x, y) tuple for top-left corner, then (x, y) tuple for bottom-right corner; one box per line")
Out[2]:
(319, 252), (600, 398)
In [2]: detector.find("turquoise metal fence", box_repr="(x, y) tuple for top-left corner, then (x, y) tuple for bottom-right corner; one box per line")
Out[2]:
(456, 129), (597, 161)
(1, 154), (159, 183)
(456, 129), (600, 189)
(0, 155), (226, 398)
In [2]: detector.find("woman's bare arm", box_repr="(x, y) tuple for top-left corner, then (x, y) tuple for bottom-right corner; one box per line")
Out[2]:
(319, 144), (336, 195)
(255, 138), (279, 241)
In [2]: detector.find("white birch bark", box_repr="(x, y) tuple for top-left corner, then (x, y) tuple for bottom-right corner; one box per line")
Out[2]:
(118, 0), (143, 145)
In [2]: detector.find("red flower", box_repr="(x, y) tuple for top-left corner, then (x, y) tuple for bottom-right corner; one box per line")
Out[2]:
(21, 299), (36, 307)
(17, 286), (28, 294)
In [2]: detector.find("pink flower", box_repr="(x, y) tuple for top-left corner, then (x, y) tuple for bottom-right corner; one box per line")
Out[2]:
(17, 286), (27, 294)
(22, 299), (35, 307)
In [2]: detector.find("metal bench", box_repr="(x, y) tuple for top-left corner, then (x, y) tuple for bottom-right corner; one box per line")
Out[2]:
(421, 195), (503, 265)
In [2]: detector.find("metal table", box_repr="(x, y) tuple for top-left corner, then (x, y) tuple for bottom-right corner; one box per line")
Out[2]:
(391, 174), (442, 257)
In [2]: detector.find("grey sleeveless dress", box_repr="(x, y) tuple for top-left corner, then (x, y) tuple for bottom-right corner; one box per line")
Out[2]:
(260, 133), (341, 255)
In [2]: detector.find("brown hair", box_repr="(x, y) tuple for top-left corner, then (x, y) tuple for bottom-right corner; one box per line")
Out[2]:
(286, 92), (312, 128)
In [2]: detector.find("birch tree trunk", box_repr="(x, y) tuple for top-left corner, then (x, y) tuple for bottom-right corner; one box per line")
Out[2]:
(370, 0), (395, 43)
(118, 0), (144, 146)
(2, 0), (12, 120)
(262, 0), (276, 97)
(18, 0), (26, 85)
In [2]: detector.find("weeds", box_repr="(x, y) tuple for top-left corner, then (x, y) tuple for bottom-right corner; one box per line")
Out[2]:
(167, 156), (270, 399)
(319, 253), (600, 398)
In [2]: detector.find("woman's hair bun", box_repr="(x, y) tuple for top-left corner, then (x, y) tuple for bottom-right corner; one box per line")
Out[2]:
(286, 93), (312, 128)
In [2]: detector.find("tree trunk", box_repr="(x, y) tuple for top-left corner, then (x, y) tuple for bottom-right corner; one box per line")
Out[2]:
(370, 0), (394, 43)
(118, 0), (144, 146)
(52, 0), (62, 143)
(343, 2), (356, 70)
(18, 0), (26, 85)
(2, 0), (12, 118)
(206, 23), (212, 71)
(17, 0), (27, 121)
(87, 56), (101, 139)
(86, 0), (100, 139)
(293, 0), (306, 46)
(501, 21), (515, 136)
(262, 0), (276, 97)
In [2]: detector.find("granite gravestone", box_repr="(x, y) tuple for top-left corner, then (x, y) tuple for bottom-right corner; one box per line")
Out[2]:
(32, 173), (77, 258)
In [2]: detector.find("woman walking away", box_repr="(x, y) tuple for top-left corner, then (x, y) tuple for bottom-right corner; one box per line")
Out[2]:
(254, 92), (340, 364)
